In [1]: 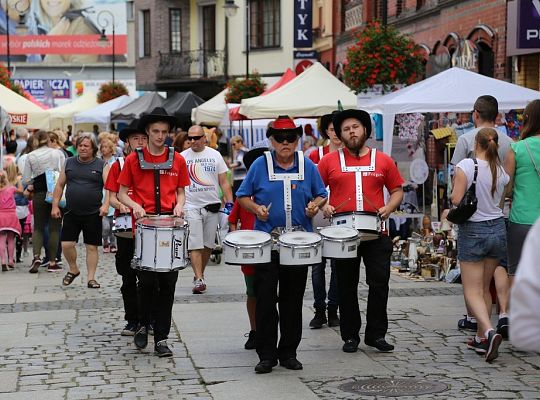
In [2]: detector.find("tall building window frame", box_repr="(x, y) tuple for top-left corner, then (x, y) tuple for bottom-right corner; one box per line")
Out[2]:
(169, 8), (182, 53)
(138, 9), (151, 58)
(249, 0), (281, 50)
(202, 4), (216, 53)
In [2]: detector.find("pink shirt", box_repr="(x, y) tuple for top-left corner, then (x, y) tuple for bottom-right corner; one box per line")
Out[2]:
(0, 186), (16, 210)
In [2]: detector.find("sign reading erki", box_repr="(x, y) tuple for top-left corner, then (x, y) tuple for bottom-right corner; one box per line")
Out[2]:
(294, 0), (313, 48)
(518, 0), (540, 48)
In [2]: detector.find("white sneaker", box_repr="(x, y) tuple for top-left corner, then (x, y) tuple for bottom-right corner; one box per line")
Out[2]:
(192, 278), (206, 294)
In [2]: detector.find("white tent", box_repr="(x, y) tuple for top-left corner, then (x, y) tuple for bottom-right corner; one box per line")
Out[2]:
(239, 62), (357, 119)
(359, 67), (540, 155)
(48, 92), (98, 130)
(0, 83), (50, 129)
(73, 95), (134, 126)
(192, 89), (228, 125)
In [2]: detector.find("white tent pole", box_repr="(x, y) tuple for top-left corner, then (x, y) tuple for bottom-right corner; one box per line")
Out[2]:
(382, 113), (395, 155)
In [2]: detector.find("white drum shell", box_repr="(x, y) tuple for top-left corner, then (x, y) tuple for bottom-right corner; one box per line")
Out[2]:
(133, 217), (188, 272)
(319, 226), (359, 259)
(331, 212), (382, 241)
(113, 214), (133, 238)
(278, 232), (322, 266)
(223, 230), (273, 265)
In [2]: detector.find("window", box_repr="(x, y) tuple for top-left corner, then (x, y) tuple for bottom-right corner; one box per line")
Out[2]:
(249, 0), (280, 49)
(142, 10), (151, 57)
(202, 5), (216, 52)
(396, 0), (403, 16)
(169, 8), (182, 52)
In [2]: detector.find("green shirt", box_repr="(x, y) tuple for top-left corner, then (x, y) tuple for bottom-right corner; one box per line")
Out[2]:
(509, 136), (540, 224)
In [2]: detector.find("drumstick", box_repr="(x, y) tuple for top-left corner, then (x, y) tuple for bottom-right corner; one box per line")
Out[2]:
(362, 193), (379, 213)
(266, 202), (272, 212)
(333, 197), (352, 213)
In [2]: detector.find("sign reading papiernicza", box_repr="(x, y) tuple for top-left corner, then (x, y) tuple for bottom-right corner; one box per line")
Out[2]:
(518, 0), (540, 48)
(0, 0), (127, 64)
(13, 79), (71, 100)
(294, 0), (312, 48)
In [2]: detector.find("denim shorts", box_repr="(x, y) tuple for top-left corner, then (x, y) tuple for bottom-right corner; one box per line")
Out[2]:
(457, 218), (506, 262)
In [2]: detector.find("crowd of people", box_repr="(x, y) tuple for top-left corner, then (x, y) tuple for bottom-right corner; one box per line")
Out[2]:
(1, 96), (539, 367)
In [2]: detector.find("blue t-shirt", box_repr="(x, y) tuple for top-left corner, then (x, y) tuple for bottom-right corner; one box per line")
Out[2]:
(236, 152), (327, 233)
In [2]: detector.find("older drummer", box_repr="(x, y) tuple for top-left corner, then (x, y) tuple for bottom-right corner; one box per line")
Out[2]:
(317, 109), (404, 354)
(237, 115), (327, 374)
(117, 107), (190, 357)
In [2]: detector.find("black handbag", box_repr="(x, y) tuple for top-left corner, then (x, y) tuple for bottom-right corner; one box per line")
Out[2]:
(447, 159), (478, 224)
(204, 203), (222, 213)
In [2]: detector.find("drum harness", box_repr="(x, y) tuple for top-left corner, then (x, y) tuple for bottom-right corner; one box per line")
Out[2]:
(338, 147), (377, 212)
(136, 147), (175, 215)
(264, 151), (305, 236)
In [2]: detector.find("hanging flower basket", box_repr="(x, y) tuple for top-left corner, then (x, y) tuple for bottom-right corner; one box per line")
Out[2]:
(97, 81), (129, 104)
(0, 62), (28, 98)
(344, 21), (425, 94)
(225, 72), (266, 104)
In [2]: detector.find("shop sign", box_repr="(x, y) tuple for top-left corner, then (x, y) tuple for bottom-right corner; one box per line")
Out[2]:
(293, 50), (318, 74)
(294, 0), (312, 48)
(451, 40), (478, 72)
(13, 79), (71, 100)
(518, 0), (540, 48)
(9, 114), (28, 125)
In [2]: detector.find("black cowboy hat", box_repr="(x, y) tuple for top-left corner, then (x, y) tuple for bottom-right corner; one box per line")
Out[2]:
(318, 111), (339, 140)
(266, 115), (303, 138)
(243, 147), (268, 171)
(138, 107), (178, 132)
(119, 119), (145, 142)
(332, 109), (372, 139)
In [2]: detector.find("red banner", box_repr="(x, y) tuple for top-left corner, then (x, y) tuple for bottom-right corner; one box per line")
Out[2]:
(9, 114), (28, 125)
(0, 35), (127, 55)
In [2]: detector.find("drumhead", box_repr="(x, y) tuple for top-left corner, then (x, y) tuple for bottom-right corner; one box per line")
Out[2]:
(333, 211), (379, 217)
(224, 230), (271, 245)
(279, 232), (321, 245)
(137, 216), (187, 228)
(319, 226), (358, 240)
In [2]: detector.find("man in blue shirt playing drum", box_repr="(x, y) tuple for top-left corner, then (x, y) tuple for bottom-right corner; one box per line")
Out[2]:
(237, 115), (327, 374)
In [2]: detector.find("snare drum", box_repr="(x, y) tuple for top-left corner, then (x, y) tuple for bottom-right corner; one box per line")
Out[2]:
(319, 226), (359, 259)
(331, 211), (383, 241)
(223, 230), (272, 265)
(278, 232), (322, 266)
(132, 216), (189, 272)
(113, 213), (133, 238)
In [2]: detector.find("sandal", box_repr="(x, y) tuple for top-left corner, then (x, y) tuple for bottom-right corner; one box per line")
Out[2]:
(62, 271), (80, 286)
(87, 279), (101, 289)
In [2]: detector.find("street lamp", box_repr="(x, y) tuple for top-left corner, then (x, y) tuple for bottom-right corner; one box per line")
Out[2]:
(97, 10), (115, 84)
(4, 0), (30, 74)
(223, 0), (238, 80)
(223, 0), (249, 79)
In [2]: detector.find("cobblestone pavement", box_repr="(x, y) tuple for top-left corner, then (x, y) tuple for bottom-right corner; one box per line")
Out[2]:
(0, 248), (539, 400)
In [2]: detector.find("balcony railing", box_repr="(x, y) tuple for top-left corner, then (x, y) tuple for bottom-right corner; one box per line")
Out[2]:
(157, 50), (225, 80)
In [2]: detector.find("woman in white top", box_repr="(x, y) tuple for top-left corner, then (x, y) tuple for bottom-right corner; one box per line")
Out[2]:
(451, 128), (510, 363)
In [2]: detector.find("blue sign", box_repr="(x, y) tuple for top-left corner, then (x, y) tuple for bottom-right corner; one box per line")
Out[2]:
(294, 0), (312, 48)
(518, 0), (540, 48)
(13, 79), (71, 100)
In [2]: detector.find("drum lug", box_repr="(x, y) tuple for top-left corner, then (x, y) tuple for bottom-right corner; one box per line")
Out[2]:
(258, 245), (264, 257)
(313, 244), (318, 256)
(235, 245), (239, 257)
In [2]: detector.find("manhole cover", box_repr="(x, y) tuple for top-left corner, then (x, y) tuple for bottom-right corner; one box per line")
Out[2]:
(339, 378), (448, 397)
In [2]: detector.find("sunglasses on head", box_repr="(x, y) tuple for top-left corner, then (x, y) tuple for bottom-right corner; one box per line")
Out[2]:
(272, 132), (298, 143)
(187, 135), (205, 141)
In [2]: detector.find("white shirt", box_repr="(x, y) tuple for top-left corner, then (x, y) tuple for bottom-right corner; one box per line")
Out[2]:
(510, 218), (540, 351)
(455, 158), (509, 222)
(181, 146), (229, 209)
(22, 146), (66, 185)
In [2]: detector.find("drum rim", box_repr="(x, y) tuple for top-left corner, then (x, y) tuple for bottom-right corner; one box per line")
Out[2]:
(319, 226), (359, 240)
(136, 218), (188, 228)
(278, 231), (322, 246)
(332, 211), (379, 217)
(224, 229), (272, 245)
(223, 239), (273, 247)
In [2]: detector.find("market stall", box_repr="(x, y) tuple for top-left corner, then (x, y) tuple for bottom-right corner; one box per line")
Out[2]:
(111, 92), (165, 123)
(73, 95), (134, 129)
(0, 83), (50, 129)
(48, 92), (98, 130)
(163, 91), (205, 131)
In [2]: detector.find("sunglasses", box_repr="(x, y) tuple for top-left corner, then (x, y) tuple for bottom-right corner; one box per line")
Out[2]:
(187, 135), (205, 141)
(272, 133), (298, 143)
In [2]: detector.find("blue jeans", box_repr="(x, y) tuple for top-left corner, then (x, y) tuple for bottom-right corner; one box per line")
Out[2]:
(457, 218), (506, 262)
(311, 259), (339, 310)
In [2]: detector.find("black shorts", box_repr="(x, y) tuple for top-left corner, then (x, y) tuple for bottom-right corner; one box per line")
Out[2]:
(61, 212), (102, 246)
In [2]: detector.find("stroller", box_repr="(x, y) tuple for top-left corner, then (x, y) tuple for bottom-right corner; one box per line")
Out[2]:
(210, 210), (230, 264)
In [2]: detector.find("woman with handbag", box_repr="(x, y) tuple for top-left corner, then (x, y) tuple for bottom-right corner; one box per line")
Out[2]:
(450, 128), (509, 362)
(22, 131), (66, 273)
(504, 99), (540, 285)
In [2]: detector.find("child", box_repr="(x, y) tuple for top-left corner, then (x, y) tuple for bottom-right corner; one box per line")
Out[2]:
(0, 169), (23, 271)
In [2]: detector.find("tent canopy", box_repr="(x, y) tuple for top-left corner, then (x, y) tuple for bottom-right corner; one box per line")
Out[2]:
(0, 83), (50, 129)
(73, 95), (133, 125)
(48, 92), (98, 129)
(229, 68), (296, 121)
(163, 91), (205, 130)
(192, 89), (227, 126)
(239, 62), (356, 119)
(111, 92), (165, 123)
(359, 67), (540, 154)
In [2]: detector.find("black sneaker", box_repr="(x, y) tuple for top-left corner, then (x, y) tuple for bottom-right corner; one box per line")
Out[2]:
(40, 259), (50, 268)
(466, 337), (488, 354)
(457, 315), (477, 331)
(121, 321), (138, 336)
(342, 339), (359, 353)
(496, 317), (509, 340)
(365, 338), (395, 352)
(485, 330), (502, 363)
(155, 340), (173, 357)
(279, 357), (303, 370)
(254, 359), (277, 374)
(244, 330), (256, 350)
(309, 309), (327, 329)
(134, 326), (148, 349)
(29, 257), (41, 274)
(327, 308), (340, 327)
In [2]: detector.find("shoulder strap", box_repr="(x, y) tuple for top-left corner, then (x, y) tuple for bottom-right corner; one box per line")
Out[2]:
(117, 157), (124, 170)
(472, 158), (478, 183)
(524, 140), (540, 179)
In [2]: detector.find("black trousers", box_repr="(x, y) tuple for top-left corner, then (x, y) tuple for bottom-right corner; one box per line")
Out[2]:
(335, 235), (393, 343)
(254, 251), (308, 362)
(115, 236), (139, 323)
(138, 270), (178, 343)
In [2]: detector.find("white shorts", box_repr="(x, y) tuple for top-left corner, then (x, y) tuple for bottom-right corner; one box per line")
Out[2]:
(186, 208), (220, 250)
